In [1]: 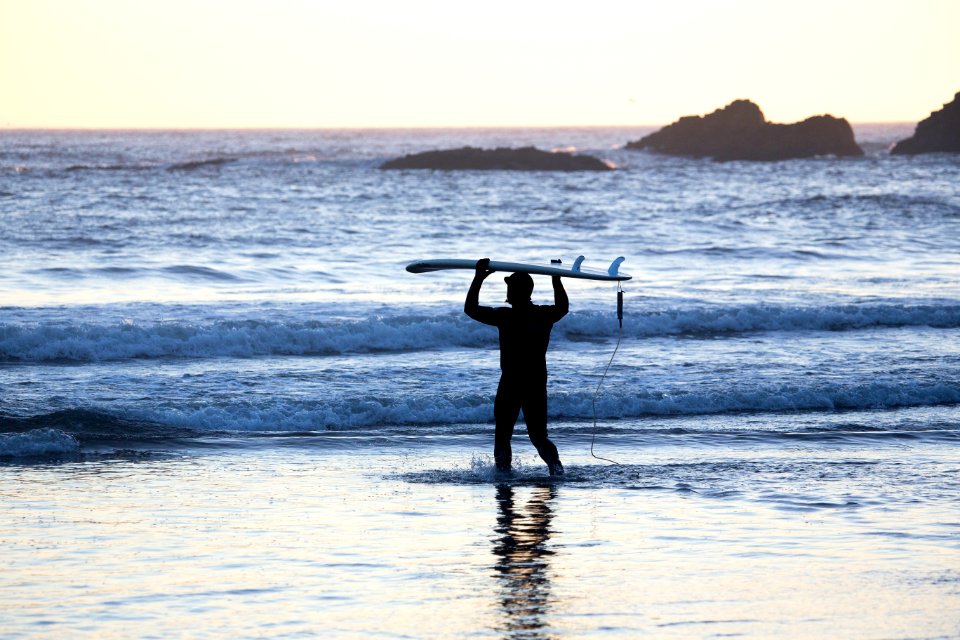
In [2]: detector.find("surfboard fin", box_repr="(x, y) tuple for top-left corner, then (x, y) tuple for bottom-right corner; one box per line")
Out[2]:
(572, 256), (585, 273)
(607, 257), (625, 277)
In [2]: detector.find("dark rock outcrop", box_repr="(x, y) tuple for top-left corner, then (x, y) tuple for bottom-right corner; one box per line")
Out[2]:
(380, 146), (612, 171)
(891, 92), (960, 155)
(625, 100), (864, 161)
(167, 157), (237, 172)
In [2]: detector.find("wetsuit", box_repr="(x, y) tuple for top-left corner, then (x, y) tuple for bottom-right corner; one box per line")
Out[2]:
(465, 269), (568, 473)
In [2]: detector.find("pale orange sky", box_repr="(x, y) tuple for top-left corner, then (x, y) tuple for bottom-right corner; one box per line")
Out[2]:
(1, 0), (957, 128)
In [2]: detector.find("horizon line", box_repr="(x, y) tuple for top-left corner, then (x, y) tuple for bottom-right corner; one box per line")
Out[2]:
(0, 121), (918, 133)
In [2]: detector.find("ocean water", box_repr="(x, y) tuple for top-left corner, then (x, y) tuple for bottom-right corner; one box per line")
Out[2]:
(1, 126), (958, 638)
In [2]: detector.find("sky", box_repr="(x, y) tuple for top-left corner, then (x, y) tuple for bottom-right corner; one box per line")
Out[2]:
(1, 0), (957, 128)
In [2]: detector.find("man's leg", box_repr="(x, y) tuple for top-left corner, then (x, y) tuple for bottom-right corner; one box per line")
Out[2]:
(522, 379), (563, 475)
(494, 377), (521, 472)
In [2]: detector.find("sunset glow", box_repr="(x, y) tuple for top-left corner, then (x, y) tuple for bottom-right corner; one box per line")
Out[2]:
(1, 0), (958, 127)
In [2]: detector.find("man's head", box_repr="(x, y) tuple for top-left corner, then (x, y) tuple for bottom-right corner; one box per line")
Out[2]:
(504, 272), (534, 305)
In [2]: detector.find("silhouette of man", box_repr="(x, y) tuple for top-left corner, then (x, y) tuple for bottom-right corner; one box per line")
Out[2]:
(465, 258), (568, 475)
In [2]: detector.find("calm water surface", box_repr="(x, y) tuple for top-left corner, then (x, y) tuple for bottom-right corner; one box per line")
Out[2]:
(2, 436), (958, 639)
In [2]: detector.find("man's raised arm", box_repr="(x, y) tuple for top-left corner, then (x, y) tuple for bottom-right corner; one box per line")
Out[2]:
(552, 275), (569, 320)
(465, 258), (497, 324)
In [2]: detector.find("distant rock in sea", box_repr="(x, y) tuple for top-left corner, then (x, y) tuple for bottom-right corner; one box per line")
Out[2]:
(625, 100), (864, 161)
(380, 146), (612, 171)
(167, 157), (237, 172)
(891, 91), (960, 155)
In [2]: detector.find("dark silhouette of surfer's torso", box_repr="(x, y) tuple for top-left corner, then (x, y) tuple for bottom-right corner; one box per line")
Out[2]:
(483, 304), (560, 376)
(465, 258), (567, 475)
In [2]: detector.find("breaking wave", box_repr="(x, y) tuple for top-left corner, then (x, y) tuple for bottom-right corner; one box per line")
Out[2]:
(3, 379), (958, 437)
(2, 302), (958, 362)
(0, 428), (80, 458)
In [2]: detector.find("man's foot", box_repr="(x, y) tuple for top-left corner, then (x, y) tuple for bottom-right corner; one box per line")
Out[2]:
(548, 461), (564, 476)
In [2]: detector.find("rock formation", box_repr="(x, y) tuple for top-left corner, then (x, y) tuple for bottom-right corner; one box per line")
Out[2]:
(380, 146), (612, 171)
(625, 100), (863, 161)
(891, 92), (960, 155)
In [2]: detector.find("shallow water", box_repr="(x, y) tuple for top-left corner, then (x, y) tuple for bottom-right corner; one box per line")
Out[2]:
(3, 433), (958, 639)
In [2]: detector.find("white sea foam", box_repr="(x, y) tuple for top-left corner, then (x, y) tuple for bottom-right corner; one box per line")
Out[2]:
(3, 303), (957, 362)
(110, 379), (960, 432)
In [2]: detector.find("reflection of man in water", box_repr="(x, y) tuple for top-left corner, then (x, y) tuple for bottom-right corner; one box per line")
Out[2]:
(465, 258), (567, 475)
(493, 484), (556, 637)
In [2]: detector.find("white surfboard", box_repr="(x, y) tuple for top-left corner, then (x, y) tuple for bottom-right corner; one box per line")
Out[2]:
(405, 256), (631, 281)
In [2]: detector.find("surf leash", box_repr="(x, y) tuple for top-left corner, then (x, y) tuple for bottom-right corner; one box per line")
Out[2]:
(590, 281), (623, 465)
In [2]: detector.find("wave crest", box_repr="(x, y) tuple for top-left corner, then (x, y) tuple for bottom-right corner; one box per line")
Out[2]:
(5, 380), (956, 436)
(0, 428), (80, 458)
(2, 302), (958, 362)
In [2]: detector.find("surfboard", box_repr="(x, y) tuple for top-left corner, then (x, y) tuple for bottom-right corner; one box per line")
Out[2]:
(405, 256), (631, 281)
